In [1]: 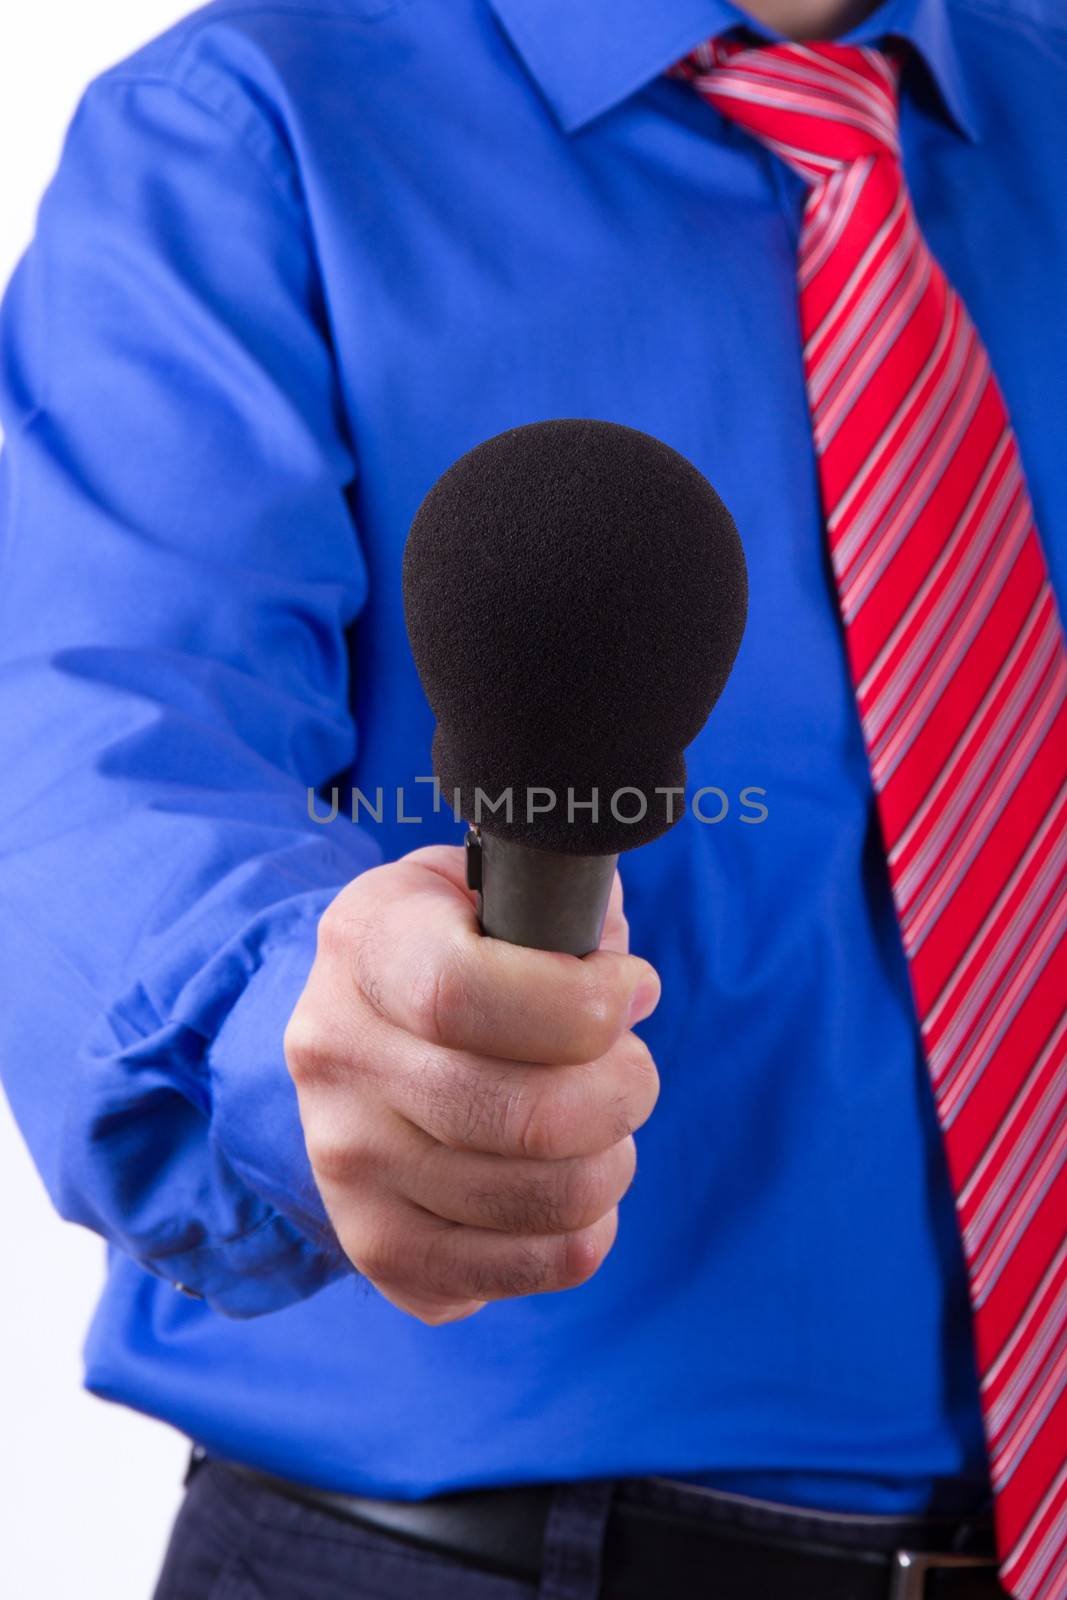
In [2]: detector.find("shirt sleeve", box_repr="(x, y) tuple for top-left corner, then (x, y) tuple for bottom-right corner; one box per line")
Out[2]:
(0, 70), (381, 1316)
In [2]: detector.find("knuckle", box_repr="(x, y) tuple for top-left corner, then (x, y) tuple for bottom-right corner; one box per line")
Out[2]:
(605, 1035), (659, 1139)
(558, 1218), (616, 1289)
(517, 1087), (578, 1161)
(411, 1226), (477, 1300)
(571, 974), (627, 1060)
(489, 1080), (538, 1156)
(283, 1013), (331, 1084)
(407, 942), (470, 1048)
(625, 1033), (661, 1114)
(305, 1126), (358, 1186)
(318, 899), (391, 1022)
(356, 1217), (414, 1288)
(601, 1137), (638, 1206)
(316, 903), (357, 962)
(556, 1158), (613, 1232)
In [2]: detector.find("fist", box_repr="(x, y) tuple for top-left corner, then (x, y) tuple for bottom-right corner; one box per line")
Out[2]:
(284, 845), (660, 1324)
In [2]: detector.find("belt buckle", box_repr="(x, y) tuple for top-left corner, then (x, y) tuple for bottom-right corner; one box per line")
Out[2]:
(889, 1548), (1001, 1599)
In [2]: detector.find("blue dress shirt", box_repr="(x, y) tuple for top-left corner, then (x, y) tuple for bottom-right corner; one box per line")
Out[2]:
(1, 0), (1064, 1515)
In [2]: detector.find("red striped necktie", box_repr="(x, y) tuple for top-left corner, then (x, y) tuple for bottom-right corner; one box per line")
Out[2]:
(675, 37), (1067, 1600)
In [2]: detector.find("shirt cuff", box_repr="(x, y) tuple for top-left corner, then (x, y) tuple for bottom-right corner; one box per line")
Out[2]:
(170, 891), (352, 1317)
(145, 1205), (347, 1318)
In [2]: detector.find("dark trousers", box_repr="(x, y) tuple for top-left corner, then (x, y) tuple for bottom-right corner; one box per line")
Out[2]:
(153, 1456), (1002, 1600)
(153, 1459), (610, 1600)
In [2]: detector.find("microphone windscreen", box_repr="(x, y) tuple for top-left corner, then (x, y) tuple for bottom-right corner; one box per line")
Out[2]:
(403, 419), (747, 854)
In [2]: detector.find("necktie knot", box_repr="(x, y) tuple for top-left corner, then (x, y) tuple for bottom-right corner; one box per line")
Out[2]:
(675, 39), (901, 183)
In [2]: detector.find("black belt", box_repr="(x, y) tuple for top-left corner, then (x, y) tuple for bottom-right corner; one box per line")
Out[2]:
(218, 1457), (1004, 1599)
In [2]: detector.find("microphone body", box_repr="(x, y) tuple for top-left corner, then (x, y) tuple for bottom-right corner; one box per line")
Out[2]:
(465, 828), (618, 956)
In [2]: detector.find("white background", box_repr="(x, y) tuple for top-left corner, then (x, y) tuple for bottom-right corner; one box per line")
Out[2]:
(0, 7), (200, 1596)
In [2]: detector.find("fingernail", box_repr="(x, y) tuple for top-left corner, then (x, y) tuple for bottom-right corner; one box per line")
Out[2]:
(628, 981), (659, 1026)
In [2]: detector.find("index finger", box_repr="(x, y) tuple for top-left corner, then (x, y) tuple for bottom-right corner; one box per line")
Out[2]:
(355, 856), (657, 1064)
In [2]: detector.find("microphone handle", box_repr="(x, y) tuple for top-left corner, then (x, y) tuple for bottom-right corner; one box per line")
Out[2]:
(465, 828), (618, 956)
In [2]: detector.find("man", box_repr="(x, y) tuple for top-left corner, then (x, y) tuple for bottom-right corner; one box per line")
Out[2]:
(0, 0), (1063, 1595)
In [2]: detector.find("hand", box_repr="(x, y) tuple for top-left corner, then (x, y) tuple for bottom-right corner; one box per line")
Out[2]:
(284, 845), (661, 1324)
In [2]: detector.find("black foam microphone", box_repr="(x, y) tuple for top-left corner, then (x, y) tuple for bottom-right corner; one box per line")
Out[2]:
(402, 419), (747, 955)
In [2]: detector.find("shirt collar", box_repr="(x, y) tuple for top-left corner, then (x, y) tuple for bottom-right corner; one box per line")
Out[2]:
(486, 0), (980, 141)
